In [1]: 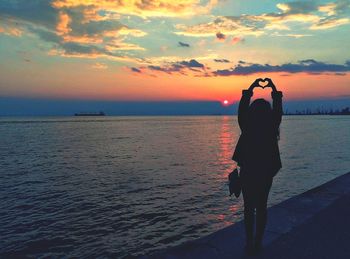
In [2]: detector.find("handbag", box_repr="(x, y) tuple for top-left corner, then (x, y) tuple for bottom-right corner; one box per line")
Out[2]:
(228, 168), (241, 198)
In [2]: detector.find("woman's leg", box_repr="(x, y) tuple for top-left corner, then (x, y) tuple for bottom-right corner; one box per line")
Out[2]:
(243, 194), (254, 246)
(241, 174), (255, 247)
(255, 177), (273, 248)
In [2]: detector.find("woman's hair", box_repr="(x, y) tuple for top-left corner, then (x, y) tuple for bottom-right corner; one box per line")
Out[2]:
(248, 98), (280, 139)
(249, 98), (271, 115)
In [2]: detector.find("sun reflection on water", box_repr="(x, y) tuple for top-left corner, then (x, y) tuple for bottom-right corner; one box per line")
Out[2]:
(218, 116), (238, 175)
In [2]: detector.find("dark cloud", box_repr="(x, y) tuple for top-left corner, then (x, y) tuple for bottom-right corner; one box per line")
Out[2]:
(0, 0), (124, 36)
(131, 67), (141, 73)
(213, 59), (350, 76)
(179, 59), (204, 68)
(64, 10), (125, 38)
(214, 59), (230, 63)
(30, 27), (61, 43)
(144, 59), (205, 74)
(333, 0), (350, 14)
(222, 1), (320, 29)
(135, 59), (350, 77)
(148, 65), (162, 71)
(216, 32), (226, 40)
(147, 65), (181, 73)
(276, 1), (319, 15)
(27, 27), (127, 60)
(178, 41), (190, 47)
(61, 42), (105, 55)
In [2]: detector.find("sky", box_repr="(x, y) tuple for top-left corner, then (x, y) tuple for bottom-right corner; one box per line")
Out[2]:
(0, 0), (350, 115)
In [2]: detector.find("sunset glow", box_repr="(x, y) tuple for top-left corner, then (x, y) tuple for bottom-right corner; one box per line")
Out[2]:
(222, 99), (230, 106)
(0, 0), (349, 103)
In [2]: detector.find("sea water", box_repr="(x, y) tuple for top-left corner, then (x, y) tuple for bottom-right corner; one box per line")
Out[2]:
(0, 116), (349, 257)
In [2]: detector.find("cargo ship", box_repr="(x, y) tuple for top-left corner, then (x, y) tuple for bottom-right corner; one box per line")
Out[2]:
(74, 111), (105, 116)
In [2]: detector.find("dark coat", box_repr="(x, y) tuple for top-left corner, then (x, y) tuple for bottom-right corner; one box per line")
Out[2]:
(232, 90), (283, 177)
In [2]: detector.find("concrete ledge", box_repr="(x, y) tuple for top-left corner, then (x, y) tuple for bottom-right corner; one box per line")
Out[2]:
(142, 172), (350, 259)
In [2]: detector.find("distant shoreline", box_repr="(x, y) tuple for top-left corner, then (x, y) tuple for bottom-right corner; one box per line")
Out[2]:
(284, 107), (350, 116)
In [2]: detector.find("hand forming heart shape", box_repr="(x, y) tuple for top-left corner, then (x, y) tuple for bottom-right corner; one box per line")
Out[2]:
(249, 78), (276, 91)
(258, 79), (269, 88)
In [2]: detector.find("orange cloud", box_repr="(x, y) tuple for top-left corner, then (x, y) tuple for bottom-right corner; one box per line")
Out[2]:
(92, 62), (108, 69)
(52, 0), (217, 18)
(175, 16), (265, 37)
(80, 7), (121, 23)
(117, 27), (147, 37)
(318, 2), (337, 16)
(47, 48), (147, 64)
(51, 7), (147, 56)
(105, 40), (145, 51)
(231, 36), (243, 44)
(56, 11), (71, 35)
(175, 12), (320, 37)
(175, 1), (350, 38)
(0, 24), (23, 36)
(62, 34), (103, 44)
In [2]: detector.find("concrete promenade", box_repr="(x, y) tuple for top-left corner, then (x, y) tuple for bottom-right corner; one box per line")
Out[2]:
(145, 172), (350, 259)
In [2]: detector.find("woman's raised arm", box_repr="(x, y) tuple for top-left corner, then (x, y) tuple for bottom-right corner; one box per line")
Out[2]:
(238, 78), (262, 130)
(265, 78), (283, 126)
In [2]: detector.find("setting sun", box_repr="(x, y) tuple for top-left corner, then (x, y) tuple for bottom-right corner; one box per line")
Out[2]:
(222, 100), (229, 106)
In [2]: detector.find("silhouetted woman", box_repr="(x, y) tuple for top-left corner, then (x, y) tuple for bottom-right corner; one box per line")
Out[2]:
(232, 78), (283, 254)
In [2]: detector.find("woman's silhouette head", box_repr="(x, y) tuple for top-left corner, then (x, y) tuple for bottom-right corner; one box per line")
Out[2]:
(249, 99), (271, 116)
(248, 98), (279, 138)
